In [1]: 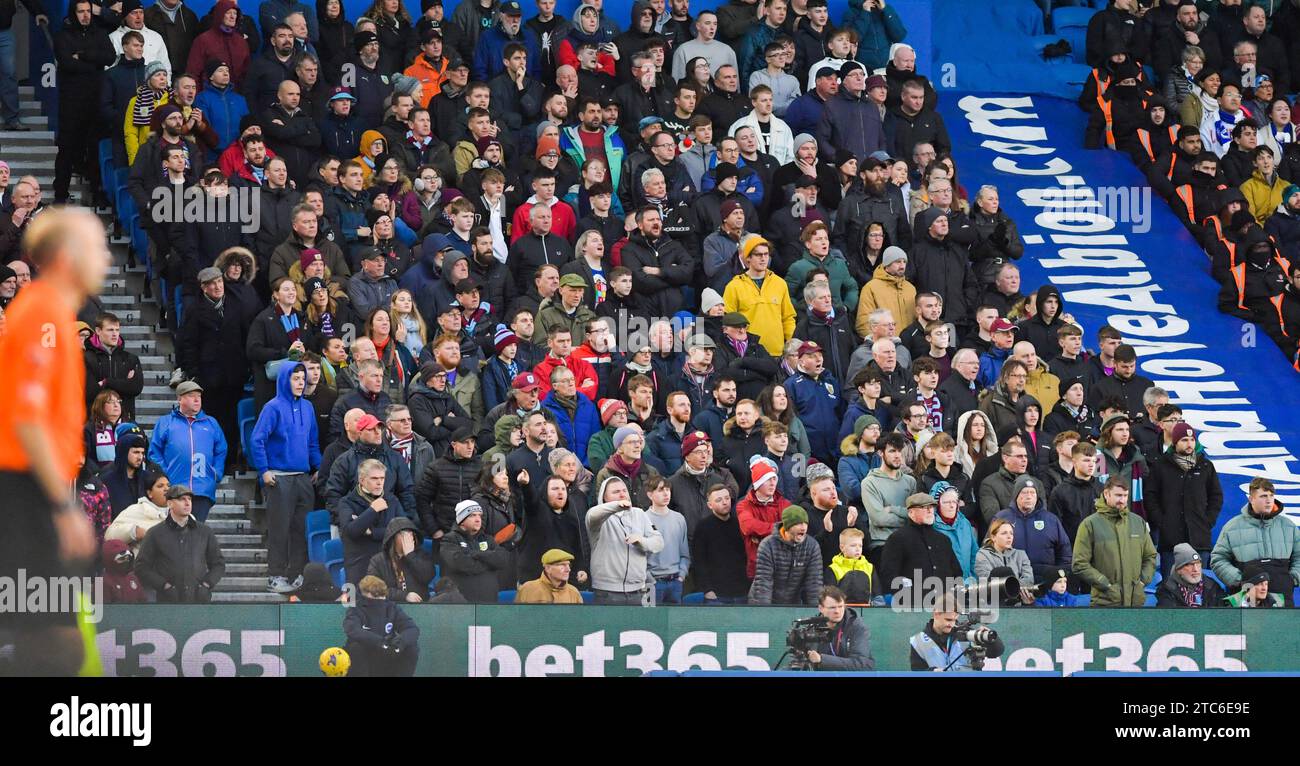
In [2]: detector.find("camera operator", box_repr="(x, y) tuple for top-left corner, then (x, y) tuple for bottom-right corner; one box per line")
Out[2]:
(908, 593), (1004, 672)
(805, 586), (876, 671)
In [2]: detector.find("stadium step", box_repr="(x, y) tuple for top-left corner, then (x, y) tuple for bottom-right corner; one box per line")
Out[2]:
(212, 592), (286, 604)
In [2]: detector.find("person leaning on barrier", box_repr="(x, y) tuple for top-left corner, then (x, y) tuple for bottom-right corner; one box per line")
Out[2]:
(804, 585), (876, 671)
(908, 592), (1005, 672)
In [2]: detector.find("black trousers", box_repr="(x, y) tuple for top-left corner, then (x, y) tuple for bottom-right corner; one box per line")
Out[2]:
(264, 472), (312, 580)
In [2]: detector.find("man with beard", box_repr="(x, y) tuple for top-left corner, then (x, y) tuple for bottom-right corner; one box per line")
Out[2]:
(621, 204), (695, 318)
(347, 31), (395, 130)
(837, 157), (913, 272)
(1147, 422), (1223, 582)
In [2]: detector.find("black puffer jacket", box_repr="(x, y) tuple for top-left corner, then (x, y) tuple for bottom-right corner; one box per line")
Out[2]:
(406, 379), (473, 457)
(833, 182), (911, 269)
(913, 241), (977, 331)
(134, 515), (226, 603)
(414, 453), (482, 538)
(620, 231), (696, 319)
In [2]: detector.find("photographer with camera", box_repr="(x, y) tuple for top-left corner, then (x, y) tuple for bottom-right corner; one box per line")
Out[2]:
(804, 586), (876, 671)
(908, 592), (1004, 672)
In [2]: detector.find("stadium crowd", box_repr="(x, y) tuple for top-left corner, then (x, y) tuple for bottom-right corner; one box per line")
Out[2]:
(1, 0), (1297, 613)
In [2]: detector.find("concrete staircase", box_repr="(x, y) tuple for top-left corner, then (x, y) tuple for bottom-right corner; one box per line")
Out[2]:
(16, 81), (285, 604)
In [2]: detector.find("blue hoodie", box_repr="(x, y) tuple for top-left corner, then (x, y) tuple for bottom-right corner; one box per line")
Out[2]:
(249, 363), (321, 474)
(148, 405), (228, 500)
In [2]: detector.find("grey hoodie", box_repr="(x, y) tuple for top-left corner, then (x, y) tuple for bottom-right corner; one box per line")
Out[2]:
(861, 467), (916, 549)
(586, 479), (665, 594)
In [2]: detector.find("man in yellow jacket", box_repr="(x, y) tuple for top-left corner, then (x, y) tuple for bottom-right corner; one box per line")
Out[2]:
(1012, 341), (1061, 411)
(1240, 146), (1289, 225)
(723, 236), (797, 357)
(856, 246), (916, 338)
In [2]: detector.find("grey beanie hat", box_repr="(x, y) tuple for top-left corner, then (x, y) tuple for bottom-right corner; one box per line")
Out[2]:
(881, 246), (907, 267)
(1172, 543), (1202, 572)
(1012, 473), (1040, 507)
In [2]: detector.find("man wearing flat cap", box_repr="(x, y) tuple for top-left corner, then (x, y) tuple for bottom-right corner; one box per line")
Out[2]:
(516, 548), (584, 603)
(149, 380), (227, 524)
(176, 266), (250, 455)
(878, 492), (963, 600)
(134, 484), (226, 603)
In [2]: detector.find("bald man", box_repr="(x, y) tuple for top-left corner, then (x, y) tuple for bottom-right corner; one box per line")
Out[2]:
(0, 208), (110, 675)
(262, 78), (322, 188)
(1012, 340), (1060, 411)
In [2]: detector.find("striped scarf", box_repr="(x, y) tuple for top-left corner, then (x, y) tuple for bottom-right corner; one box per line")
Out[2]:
(132, 85), (163, 127)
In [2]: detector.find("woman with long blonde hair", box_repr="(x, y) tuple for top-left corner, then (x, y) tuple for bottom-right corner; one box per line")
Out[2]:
(389, 289), (428, 359)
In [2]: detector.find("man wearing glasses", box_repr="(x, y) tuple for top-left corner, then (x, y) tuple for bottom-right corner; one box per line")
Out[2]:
(1134, 386), (1171, 463)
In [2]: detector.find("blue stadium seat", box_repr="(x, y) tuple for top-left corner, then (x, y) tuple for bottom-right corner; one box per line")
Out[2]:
(306, 510), (331, 563)
(1052, 6), (1097, 64)
(323, 538), (345, 589)
(580, 590), (594, 604)
(682, 592), (705, 605)
(497, 590), (517, 603)
(237, 397), (256, 467)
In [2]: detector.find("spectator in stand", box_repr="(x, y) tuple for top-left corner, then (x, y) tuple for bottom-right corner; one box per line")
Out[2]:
(83, 313), (144, 423)
(246, 276), (312, 408)
(440, 498), (511, 602)
(54, 0), (116, 205)
(1073, 476), (1156, 607)
(586, 475), (664, 605)
(248, 362), (321, 594)
(515, 548), (585, 603)
(134, 484), (225, 603)
(1146, 422), (1223, 581)
(786, 340), (844, 465)
(148, 382), (227, 523)
(973, 517), (1034, 592)
(84, 390), (125, 471)
(862, 432), (916, 566)
(104, 468), (170, 555)
(1210, 477), (1300, 605)
(817, 60), (885, 164)
(344, 576), (420, 675)
(880, 491), (963, 599)
(188, 2), (251, 88)
(1156, 544), (1225, 608)
(338, 458), (403, 586)
(749, 504), (823, 605)
(690, 483), (750, 603)
(992, 474), (1071, 578)
(177, 265), (250, 458)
